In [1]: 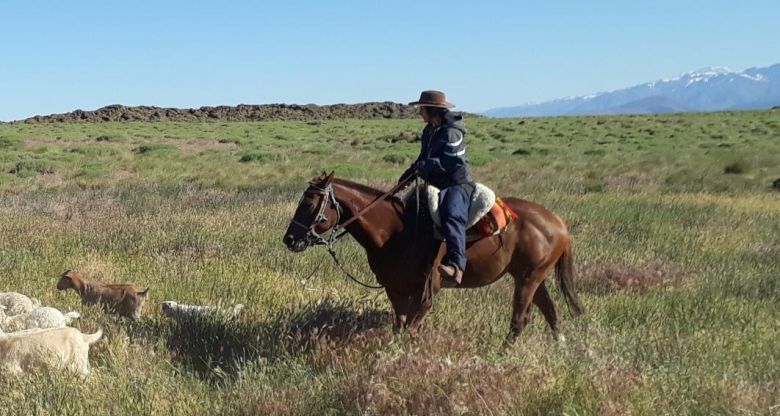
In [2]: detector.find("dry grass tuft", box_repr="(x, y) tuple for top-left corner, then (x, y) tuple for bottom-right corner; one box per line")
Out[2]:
(173, 139), (239, 153)
(577, 260), (685, 293)
(591, 364), (643, 416)
(344, 351), (537, 415)
(336, 329), (562, 415)
(721, 380), (779, 415)
(752, 242), (780, 257)
(283, 297), (392, 352)
(603, 173), (659, 192)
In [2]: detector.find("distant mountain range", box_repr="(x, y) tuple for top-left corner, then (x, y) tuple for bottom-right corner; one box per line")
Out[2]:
(485, 63), (780, 117)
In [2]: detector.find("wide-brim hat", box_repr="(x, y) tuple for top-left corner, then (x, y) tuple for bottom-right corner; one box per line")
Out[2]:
(408, 90), (455, 109)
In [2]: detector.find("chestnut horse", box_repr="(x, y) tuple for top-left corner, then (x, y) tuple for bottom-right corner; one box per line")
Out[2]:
(283, 173), (583, 345)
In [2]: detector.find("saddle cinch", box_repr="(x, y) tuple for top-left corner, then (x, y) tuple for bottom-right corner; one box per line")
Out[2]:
(404, 183), (519, 242)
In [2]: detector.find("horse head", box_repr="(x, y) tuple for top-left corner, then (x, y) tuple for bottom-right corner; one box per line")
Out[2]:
(283, 171), (342, 252)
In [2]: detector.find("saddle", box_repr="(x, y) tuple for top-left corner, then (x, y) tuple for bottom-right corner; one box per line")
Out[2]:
(402, 183), (519, 242)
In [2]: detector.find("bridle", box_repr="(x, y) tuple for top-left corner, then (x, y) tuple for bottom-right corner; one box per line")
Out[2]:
(289, 174), (418, 289)
(290, 182), (343, 247)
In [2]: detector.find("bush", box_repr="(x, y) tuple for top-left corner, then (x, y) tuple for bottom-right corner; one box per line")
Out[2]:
(9, 159), (56, 177)
(95, 134), (126, 142)
(69, 146), (121, 156)
(584, 182), (604, 193)
(382, 153), (409, 165)
(238, 150), (287, 163)
(467, 150), (494, 167)
(75, 163), (110, 179)
(584, 149), (607, 156)
(135, 144), (177, 154)
(723, 161), (747, 174)
(218, 138), (242, 145)
(0, 137), (21, 149)
(381, 131), (418, 143)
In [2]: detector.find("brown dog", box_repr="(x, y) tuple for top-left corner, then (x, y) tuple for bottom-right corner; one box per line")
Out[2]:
(57, 270), (149, 321)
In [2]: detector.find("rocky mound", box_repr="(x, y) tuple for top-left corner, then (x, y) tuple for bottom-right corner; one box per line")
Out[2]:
(18, 102), (428, 123)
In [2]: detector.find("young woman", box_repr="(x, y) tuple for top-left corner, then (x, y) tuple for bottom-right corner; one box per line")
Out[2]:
(399, 90), (475, 286)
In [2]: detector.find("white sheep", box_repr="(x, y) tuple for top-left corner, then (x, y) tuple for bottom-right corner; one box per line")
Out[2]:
(160, 301), (244, 321)
(0, 326), (102, 376)
(0, 292), (41, 316)
(0, 306), (80, 333)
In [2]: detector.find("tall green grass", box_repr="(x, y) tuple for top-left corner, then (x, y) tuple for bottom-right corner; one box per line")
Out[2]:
(0, 111), (778, 415)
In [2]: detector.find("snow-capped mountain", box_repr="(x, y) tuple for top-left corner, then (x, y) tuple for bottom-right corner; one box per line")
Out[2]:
(484, 63), (780, 117)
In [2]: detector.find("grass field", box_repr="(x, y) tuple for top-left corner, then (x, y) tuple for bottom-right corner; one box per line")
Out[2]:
(0, 111), (778, 415)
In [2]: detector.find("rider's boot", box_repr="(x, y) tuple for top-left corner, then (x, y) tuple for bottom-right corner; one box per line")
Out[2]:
(438, 263), (463, 287)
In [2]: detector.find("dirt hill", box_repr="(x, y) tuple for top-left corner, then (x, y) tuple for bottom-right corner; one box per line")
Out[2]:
(16, 102), (447, 123)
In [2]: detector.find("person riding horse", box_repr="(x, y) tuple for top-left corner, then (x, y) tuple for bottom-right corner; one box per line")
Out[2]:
(399, 90), (475, 287)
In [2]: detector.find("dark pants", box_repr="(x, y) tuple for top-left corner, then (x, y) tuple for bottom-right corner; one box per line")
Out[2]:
(439, 183), (474, 271)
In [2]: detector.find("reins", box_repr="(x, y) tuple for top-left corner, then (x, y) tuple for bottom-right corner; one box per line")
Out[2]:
(300, 173), (419, 290)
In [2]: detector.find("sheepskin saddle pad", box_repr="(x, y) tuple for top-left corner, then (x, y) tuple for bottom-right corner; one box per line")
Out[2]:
(402, 183), (519, 241)
(425, 183), (495, 230)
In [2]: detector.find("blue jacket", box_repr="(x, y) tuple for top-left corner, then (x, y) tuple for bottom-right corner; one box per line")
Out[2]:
(401, 112), (473, 189)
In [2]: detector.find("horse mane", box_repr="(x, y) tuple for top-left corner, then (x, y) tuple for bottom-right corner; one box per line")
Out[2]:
(332, 178), (388, 198)
(331, 177), (405, 207)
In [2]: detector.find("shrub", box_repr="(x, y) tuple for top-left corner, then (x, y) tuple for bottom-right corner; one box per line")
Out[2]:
(135, 144), (177, 154)
(467, 150), (494, 167)
(584, 182), (604, 193)
(584, 149), (607, 156)
(0, 137), (21, 149)
(382, 153), (409, 164)
(723, 161), (747, 174)
(95, 134), (126, 142)
(238, 150), (287, 163)
(75, 163), (110, 179)
(69, 146), (121, 156)
(9, 159), (56, 177)
(218, 138), (242, 145)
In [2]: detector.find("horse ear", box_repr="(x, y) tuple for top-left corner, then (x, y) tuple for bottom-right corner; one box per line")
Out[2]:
(326, 171), (335, 182)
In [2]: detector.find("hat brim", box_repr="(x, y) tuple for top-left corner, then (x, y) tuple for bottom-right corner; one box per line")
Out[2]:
(408, 101), (455, 109)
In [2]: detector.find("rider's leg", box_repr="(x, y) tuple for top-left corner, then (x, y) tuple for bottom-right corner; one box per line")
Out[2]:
(438, 183), (472, 284)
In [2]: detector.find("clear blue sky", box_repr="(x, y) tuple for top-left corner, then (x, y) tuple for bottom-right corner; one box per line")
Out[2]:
(1, 1), (778, 121)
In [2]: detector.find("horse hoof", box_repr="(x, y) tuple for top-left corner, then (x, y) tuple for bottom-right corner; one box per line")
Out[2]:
(501, 338), (516, 353)
(555, 333), (566, 344)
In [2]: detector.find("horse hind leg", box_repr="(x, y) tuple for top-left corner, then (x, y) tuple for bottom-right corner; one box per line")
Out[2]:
(505, 263), (555, 348)
(533, 282), (565, 343)
(505, 276), (541, 348)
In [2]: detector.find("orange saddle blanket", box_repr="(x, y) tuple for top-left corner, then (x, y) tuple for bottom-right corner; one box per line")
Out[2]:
(469, 197), (519, 241)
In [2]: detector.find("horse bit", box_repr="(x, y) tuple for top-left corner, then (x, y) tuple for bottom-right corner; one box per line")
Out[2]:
(291, 181), (384, 289)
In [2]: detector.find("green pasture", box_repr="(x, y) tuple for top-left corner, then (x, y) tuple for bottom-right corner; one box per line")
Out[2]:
(0, 111), (778, 415)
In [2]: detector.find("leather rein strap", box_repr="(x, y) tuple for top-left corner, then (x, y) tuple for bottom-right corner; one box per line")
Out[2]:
(335, 174), (416, 232)
(305, 172), (418, 289)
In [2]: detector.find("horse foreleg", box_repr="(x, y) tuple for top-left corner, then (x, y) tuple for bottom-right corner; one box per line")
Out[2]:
(403, 279), (436, 337)
(386, 289), (412, 334)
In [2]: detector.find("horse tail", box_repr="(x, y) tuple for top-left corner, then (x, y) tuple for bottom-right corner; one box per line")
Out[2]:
(555, 242), (584, 316)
